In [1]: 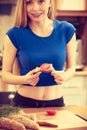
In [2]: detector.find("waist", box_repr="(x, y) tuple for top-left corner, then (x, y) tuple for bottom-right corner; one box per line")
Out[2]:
(17, 85), (63, 100)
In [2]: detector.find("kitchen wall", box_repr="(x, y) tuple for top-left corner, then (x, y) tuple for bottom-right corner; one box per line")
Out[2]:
(0, 3), (16, 52)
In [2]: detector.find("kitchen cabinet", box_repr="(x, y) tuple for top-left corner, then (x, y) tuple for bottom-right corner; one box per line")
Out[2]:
(0, 80), (16, 92)
(56, 0), (87, 11)
(55, 0), (87, 17)
(55, 0), (87, 65)
(62, 76), (87, 106)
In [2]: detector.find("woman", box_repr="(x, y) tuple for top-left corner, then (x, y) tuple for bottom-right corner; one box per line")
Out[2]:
(2, 0), (76, 108)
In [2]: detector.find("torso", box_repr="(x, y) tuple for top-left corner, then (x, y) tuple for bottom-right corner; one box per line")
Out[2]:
(7, 20), (75, 99)
(12, 20), (67, 86)
(17, 85), (63, 100)
(13, 20), (64, 100)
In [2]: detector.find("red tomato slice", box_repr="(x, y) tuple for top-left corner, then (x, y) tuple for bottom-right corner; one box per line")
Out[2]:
(46, 110), (56, 116)
(40, 63), (51, 72)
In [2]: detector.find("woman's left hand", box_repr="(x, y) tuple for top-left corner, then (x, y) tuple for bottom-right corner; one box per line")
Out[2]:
(51, 70), (65, 85)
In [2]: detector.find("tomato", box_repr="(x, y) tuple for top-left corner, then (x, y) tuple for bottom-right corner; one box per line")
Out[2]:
(46, 110), (56, 116)
(40, 63), (51, 72)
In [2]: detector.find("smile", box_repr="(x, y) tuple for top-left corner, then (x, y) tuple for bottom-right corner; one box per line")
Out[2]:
(31, 12), (43, 17)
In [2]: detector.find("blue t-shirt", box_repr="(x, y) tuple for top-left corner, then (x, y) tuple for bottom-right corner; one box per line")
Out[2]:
(6, 20), (76, 86)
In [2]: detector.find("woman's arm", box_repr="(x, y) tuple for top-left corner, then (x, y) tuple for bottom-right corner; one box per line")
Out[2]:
(51, 33), (77, 84)
(64, 33), (77, 80)
(2, 35), (41, 86)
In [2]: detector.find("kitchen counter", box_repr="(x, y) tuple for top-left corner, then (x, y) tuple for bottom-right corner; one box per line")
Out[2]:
(74, 66), (87, 76)
(23, 105), (87, 130)
(23, 105), (87, 120)
(75, 70), (87, 76)
(0, 105), (87, 130)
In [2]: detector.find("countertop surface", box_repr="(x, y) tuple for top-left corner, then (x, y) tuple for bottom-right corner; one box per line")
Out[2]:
(23, 105), (87, 130)
(0, 105), (87, 130)
(23, 105), (87, 120)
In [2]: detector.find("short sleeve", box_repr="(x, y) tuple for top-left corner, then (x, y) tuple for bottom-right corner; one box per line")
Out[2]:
(63, 21), (76, 44)
(6, 27), (19, 49)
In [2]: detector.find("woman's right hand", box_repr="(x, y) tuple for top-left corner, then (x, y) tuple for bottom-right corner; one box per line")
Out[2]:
(51, 70), (65, 85)
(24, 67), (41, 86)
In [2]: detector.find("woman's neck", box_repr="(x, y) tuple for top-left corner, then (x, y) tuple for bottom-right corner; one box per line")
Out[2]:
(29, 19), (54, 37)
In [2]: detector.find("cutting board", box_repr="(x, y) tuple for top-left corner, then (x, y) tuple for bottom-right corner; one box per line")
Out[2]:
(35, 110), (87, 130)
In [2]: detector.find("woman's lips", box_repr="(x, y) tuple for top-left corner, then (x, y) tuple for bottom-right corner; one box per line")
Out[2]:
(31, 12), (43, 17)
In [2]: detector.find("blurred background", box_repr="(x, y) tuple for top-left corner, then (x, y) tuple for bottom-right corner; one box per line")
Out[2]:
(0, 0), (87, 106)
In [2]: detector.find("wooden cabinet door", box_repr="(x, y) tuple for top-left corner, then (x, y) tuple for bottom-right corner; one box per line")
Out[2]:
(56, 0), (87, 10)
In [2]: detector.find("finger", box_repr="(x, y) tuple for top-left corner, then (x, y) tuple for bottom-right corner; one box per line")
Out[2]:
(30, 70), (41, 76)
(51, 70), (64, 75)
(31, 72), (41, 80)
(48, 64), (54, 72)
(32, 67), (40, 74)
(54, 79), (63, 85)
(34, 71), (41, 75)
(29, 77), (40, 86)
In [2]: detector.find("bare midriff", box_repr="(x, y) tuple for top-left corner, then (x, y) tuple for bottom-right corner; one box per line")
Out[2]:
(17, 85), (63, 100)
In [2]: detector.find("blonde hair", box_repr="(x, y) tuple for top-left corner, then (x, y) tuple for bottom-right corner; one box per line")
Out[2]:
(13, 0), (56, 27)
(48, 0), (56, 20)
